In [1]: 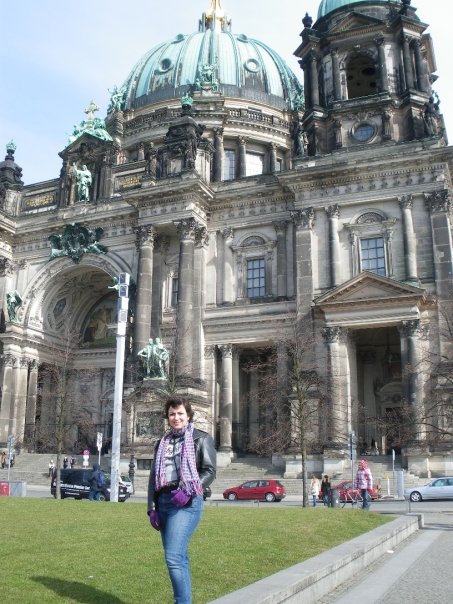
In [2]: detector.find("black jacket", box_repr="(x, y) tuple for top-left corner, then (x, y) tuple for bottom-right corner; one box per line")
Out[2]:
(147, 427), (216, 512)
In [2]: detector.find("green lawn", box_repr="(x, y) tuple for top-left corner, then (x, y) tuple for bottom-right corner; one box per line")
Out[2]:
(1, 498), (391, 603)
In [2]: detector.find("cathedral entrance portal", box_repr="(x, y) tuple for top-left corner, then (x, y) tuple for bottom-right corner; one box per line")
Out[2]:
(354, 326), (402, 455)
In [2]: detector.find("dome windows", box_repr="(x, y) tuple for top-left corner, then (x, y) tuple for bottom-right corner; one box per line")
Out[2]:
(157, 58), (173, 74)
(245, 58), (260, 73)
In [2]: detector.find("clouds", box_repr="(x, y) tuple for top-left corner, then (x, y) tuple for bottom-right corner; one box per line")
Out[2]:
(1, 0), (450, 184)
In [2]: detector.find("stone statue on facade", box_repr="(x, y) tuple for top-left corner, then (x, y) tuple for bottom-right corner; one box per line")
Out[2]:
(6, 290), (22, 322)
(107, 85), (127, 114)
(195, 63), (219, 92)
(423, 93), (440, 137)
(72, 163), (92, 202)
(137, 337), (169, 379)
(294, 123), (309, 156)
(145, 143), (158, 178)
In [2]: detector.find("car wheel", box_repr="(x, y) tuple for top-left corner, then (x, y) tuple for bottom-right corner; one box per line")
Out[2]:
(98, 492), (107, 502)
(227, 492), (237, 501)
(265, 492), (276, 502)
(410, 491), (422, 502)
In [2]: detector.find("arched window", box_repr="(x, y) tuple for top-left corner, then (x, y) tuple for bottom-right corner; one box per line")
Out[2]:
(346, 55), (377, 99)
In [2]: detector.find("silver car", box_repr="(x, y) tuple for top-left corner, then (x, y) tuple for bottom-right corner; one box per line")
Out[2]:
(405, 477), (453, 502)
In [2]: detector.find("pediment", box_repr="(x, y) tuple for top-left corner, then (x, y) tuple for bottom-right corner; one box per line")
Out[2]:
(327, 12), (384, 35)
(314, 272), (426, 308)
(59, 132), (115, 163)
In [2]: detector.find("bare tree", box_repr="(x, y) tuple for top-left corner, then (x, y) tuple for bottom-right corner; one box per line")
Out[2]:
(246, 316), (331, 507)
(34, 327), (89, 499)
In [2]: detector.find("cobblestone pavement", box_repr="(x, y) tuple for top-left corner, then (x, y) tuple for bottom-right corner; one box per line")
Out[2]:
(320, 512), (453, 604)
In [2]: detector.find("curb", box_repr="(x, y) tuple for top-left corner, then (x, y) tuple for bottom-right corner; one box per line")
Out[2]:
(208, 514), (421, 604)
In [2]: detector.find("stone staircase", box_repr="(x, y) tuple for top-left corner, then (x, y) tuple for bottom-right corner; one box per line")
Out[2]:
(0, 452), (429, 498)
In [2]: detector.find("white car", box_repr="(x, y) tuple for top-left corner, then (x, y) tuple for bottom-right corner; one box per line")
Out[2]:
(120, 475), (134, 494)
(404, 477), (453, 502)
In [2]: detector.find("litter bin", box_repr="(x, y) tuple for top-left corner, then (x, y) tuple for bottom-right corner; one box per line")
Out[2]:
(0, 482), (10, 496)
(329, 488), (339, 508)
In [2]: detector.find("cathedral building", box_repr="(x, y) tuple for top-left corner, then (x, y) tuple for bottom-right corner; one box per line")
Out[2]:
(1, 0), (452, 476)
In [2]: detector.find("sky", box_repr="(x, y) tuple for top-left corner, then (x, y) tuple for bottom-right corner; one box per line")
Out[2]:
(1, 0), (451, 185)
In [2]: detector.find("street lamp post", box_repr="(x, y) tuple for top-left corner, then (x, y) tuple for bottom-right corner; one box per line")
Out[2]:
(110, 272), (130, 502)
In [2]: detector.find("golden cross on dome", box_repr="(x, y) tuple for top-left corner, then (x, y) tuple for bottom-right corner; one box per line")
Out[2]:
(205, 0), (226, 30)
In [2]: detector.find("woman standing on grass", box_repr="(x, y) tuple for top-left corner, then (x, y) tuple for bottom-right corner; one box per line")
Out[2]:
(310, 474), (321, 507)
(147, 397), (216, 604)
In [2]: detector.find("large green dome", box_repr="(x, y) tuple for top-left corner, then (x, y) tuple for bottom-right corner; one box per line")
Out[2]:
(122, 4), (303, 111)
(317, 0), (401, 19)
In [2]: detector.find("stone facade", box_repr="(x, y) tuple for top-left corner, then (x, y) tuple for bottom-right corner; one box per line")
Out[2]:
(1, 1), (452, 475)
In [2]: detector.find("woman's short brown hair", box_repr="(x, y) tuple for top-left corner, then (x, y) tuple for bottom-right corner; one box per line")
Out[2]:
(164, 397), (194, 422)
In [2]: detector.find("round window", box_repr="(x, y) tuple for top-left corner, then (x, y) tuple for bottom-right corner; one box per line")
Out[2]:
(353, 123), (375, 142)
(245, 58), (260, 73)
(158, 58), (173, 73)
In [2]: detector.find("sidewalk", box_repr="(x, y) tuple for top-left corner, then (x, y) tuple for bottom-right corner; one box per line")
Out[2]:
(321, 511), (453, 603)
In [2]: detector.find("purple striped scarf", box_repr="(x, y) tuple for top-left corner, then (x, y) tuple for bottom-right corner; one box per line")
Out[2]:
(154, 422), (203, 497)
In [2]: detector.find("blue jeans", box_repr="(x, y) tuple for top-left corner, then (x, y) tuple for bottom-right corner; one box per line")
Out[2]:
(361, 489), (370, 510)
(157, 493), (204, 604)
(88, 490), (100, 501)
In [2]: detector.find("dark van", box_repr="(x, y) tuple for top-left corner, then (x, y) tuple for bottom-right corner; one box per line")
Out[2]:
(51, 468), (129, 501)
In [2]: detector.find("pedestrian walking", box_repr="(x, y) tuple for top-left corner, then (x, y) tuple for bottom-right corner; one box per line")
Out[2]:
(63, 456), (69, 469)
(70, 456), (76, 468)
(88, 462), (105, 501)
(356, 459), (373, 510)
(310, 474), (321, 507)
(1, 451), (6, 469)
(48, 459), (55, 477)
(148, 396), (216, 604)
(321, 474), (331, 506)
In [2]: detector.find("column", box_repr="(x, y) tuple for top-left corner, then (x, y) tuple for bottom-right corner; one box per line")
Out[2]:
(219, 344), (233, 452)
(14, 357), (29, 443)
(221, 227), (234, 304)
(0, 355), (16, 441)
(399, 195), (418, 282)
(376, 37), (389, 92)
(291, 208), (315, 316)
(276, 341), (288, 429)
(248, 365), (259, 450)
(322, 326), (349, 448)
(425, 190), (453, 299)
(331, 49), (341, 100)
(238, 137), (247, 178)
(269, 143), (277, 173)
(273, 220), (288, 299)
(301, 57), (311, 110)
(213, 128), (224, 182)
(232, 348), (240, 450)
(401, 34), (415, 91)
(412, 39), (430, 94)
(24, 360), (38, 447)
(309, 51), (320, 107)
(400, 320), (425, 441)
(326, 204), (341, 288)
(151, 235), (169, 338)
(265, 249), (273, 296)
(133, 225), (155, 355)
(204, 346), (217, 436)
(174, 218), (197, 377)
(193, 226), (209, 379)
